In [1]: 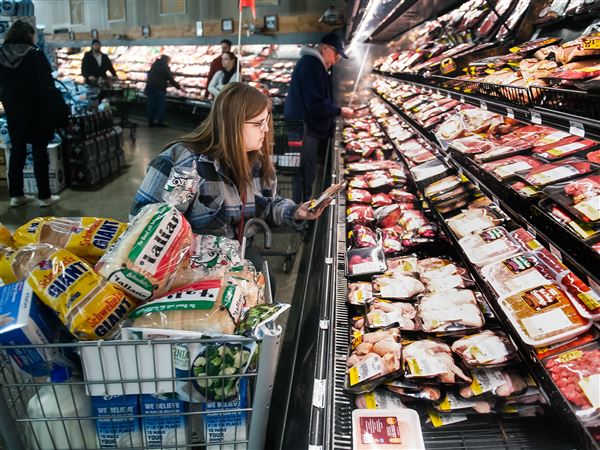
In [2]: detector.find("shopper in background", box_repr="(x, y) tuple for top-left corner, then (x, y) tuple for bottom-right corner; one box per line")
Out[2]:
(207, 51), (239, 98)
(145, 54), (182, 128)
(131, 83), (330, 288)
(0, 20), (60, 207)
(205, 39), (232, 99)
(81, 39), (116, 86)
(284, 32), (354, 204)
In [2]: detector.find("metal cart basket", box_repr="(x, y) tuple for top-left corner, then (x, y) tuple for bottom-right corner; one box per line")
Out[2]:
(262, 119), (306, 272)
(0, 327), (282, 450)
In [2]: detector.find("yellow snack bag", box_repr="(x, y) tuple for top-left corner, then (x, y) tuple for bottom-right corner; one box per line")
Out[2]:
(14, 217), (127, 263)
(26, 245), (137, 340)
(0, 224), (14, 249)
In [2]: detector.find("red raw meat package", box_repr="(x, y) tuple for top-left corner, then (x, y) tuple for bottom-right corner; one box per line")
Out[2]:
(347, 188), (372, 204)
(365, 170), (396, 189)
(347, 205), (375, 225)
(348, 176), (369, 189)
(533, 136), (597, 160)
(389, 189), (416, 203)
(375, 204), (402, 228)
(350, 225), (378, 248)
(372, 192), (393, 208)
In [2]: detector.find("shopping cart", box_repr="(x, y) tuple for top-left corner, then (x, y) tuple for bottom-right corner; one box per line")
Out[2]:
(0, 325), (281, 450)
(100, 84), (138, 143)
(262, 119), (305, 273)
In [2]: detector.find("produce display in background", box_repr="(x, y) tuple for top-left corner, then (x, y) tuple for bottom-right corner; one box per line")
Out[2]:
(343, 98), (600, 443)
(55, 44), (300, 101)
(374, 77), (600, 253)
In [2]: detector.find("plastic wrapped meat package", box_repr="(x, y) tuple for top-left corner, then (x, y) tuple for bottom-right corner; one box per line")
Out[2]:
(473, 137), (534, 163)
(381, 227), (404, 255)
(533, 137), (598, 161)
(543, 341), (600, 425)
(365, 171), (396, 190)
(384, 380), (442, 402)
(514, 158), (599, 188)
(375, 205), (403, 229)
(410, 160), (450, 183)
(542, 176), (600, 223)
(480, 252), (558, 297)
(417, 289), (484, 334)
(457, 367), (529, 399)
(555, 34), (600, 64)
(447, 208), (504, 239)
(350, 225), (379, 249)
(451, 135), (495, 155)
(432, 391), (496, 414)
(347, 205), (375, 226)
(348, 282), (374, 306)
(538, 197), (600, 241)
(352, 409), (425, 450)
(451, 330), (517, 367)
(510, 181), (541, 199)
(372, 271), (425, 301)
(500, 284), (591, 346)
(345, 328), (403, 393)
(559, 271), (600, 320)
(482, 156), (543, 181)
(424, 176), (462, 198)
(349, 175), (370, 189)
(347, 188), (373, 204)
(403, 340), (472, 384)
(458, 226), (520, 267)
(418, 258), (474, 292)
(372, 192), (393, 208)
(354, 389), (407, 410)
(364, 299), (418, 331)
(346, 246), (388, 278)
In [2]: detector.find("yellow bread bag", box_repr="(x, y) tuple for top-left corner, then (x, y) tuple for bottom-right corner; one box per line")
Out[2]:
(13, 217), (127, 263)
(0, 224), (14, 249)
(26, 244), (137, 340)
(95, 204), (192, 302)
(1, 244), (56, 284)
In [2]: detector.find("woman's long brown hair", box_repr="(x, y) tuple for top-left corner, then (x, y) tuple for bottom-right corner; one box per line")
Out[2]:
(167, 82), (274, 191)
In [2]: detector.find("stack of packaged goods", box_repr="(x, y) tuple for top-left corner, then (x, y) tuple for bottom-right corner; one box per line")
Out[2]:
(340, 102), (560, 448)
(0, 171), (288, 449)
(363, 93), (600, 443)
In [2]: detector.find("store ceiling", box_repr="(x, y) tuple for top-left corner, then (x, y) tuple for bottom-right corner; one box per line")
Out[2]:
(367, 0), (463, 42)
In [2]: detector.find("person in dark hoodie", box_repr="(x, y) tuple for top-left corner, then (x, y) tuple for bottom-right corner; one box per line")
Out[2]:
(145, 54), (182, 128)
(0, 20), (60, 207)
(81, 39), (116, 86)
(284, 32), (354, 203)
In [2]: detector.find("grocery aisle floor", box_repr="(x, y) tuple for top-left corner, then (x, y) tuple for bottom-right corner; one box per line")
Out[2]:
(0, 121), (304, 306)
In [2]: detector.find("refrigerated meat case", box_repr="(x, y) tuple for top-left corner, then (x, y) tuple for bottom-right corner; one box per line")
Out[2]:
(268, 1), (600, 449)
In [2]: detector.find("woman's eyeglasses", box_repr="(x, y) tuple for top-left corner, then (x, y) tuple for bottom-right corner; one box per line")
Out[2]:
(246, 113), (271, 132)
(326, 45), (341, 61)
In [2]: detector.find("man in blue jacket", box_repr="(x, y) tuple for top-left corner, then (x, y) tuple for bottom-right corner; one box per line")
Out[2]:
(284, 32), (354, 203)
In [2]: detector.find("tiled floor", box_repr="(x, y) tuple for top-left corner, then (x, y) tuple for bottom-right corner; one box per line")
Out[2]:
(0, 121), (304, 304)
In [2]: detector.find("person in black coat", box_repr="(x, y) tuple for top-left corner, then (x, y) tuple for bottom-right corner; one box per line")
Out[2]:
(145, 55), (182, 127)
(81, 39), (116, 86)
(284, 33), (354, 203)
(0, 20), (60, 207)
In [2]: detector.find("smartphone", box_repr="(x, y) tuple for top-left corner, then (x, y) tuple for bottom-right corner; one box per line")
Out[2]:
(308, 181), (347, 212)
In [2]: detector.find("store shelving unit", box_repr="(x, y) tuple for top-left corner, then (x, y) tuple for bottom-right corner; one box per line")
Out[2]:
(373, 91), (600, 450)
(374, 71), (600, 142)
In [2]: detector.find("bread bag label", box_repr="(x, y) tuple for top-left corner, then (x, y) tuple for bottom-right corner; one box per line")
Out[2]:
(108, 268), (154, 301)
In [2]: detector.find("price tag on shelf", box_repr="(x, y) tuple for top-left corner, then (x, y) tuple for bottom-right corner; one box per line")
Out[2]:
(531, 111), (542, 125)
(549, 243), (563, 262)
(460, 96), (465, 103)
(492, 195), (499, 206)
(526, 224), (537, 237)
(569, 120), (585, 138)
(312, 379), (326, 409)
(506, 108), (515, 119)
(447, 92), (452, 99)
(480, 101), (488, 111)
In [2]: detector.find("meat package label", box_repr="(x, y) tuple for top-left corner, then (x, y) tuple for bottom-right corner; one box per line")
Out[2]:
(405, 355), (446, 377)
(468, 339), (509, 364)
(428, 409), (467, 428)
(350, 355), (383, 386)
(521, 308), (573, 338)
(495, 161), (533, 178)
(546, 142), (587, 158)
(438, 392), (478, 411)
(522, 285), (563, 311)
(506, 271), (550, 295)
(480, 228), (504, 242)
(578, 374), (600, 409)
(363, 391), (405, 409)
(502, 255), (534, 273)
(359, 416), (402, 445)
(470, 369), (506, 395)
(573, 195), (600, 221)
(528, 166), (580, 185)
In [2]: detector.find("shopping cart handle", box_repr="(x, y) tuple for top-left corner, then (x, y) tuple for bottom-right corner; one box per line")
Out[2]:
(244, 218), (272, 249)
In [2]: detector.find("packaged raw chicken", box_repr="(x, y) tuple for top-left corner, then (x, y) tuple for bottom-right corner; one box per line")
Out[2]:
(348, 282), (374, 306)
(459, 226), (520, 267)
(481, 252), (557, 297)
(500, 284), (591, 346)
(403, 339), (472, 384)
(354, 389), (407, 410)
(482, 156), (543, 181)
(417, 289), (484, 334)
(515, 158), (599, 187)
(347, 188), (373, 204)
(543, 341), (600, 423)
(533, 137), (598, 161)
(555, 34), (600, 64)
(346, 328), (402, 393)
(364, 299), (418, 331)
(447, 208), (504, 239)
(13, 217), (127, 264)
(347, 205), (375, 225)
(458, 368), (528, 399)
(372, 272), (425, 300)
(95, 203), (192, 301)
(433, 392), (495, 414)
(451, 330), (517, 367)
(542, 176), (600, 223)
(384, 380), (442, 401)
(352, 409), (425, 450)
(419, 259), (474, 292)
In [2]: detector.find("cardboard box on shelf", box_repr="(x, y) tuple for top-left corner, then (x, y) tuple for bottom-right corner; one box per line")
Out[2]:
(3, 142), (64, 173)
(23, 167), (66, 195)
